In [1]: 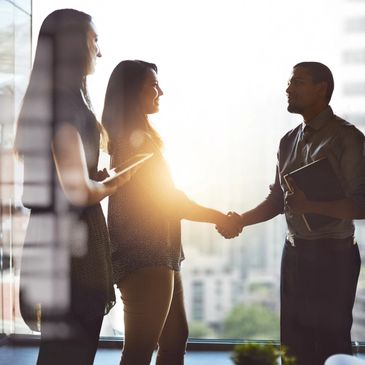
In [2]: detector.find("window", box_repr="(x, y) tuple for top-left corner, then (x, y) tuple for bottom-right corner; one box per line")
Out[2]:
(192, 281), (205, 322)
(2, 0), (365, 343)
(0, 0), (31, 335)
(343, 49), (365, 64)
(345, 17), (365, 32)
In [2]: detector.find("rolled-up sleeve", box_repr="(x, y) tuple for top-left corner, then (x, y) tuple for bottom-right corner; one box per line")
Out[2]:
(265, 163), (285, 214)
(341, 126), (365, 209)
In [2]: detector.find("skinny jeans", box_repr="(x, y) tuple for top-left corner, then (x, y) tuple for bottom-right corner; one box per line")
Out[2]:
(118, 266), (188, 365)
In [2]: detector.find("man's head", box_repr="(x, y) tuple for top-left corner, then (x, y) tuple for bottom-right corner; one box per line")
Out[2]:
(286, 62), (334, 119)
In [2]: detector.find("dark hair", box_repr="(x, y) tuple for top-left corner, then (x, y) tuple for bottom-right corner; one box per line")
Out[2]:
(294, 61), (334, 102)
(15, 9), (93, 155)
(102, 60), (163, 154)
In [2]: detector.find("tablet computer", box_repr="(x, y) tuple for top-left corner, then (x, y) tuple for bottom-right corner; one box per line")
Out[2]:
(103, 153), (154, 184)
(283, 157), (344, 231)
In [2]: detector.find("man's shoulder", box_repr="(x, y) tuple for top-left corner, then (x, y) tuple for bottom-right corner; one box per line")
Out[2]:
(332, 114), (364, 140)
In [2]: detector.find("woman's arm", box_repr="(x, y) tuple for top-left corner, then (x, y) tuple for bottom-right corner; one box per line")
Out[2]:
(52, 123), (130, 206)
(181, 200), (242, 237)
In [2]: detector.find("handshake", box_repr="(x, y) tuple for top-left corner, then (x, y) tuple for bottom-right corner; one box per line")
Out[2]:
(215, 211), (244, 239)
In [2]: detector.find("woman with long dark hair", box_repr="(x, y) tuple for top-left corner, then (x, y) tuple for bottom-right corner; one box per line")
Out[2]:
(15, 9), (130, 365)
(102, 60), (240, 365)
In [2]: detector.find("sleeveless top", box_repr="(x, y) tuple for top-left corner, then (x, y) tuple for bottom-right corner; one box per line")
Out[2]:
(19, 90), (115, 330)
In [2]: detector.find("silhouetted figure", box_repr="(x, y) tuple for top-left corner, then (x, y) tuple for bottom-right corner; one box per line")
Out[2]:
(102, 60), (240, 365)
(218, 62), (365, 365)
(14, 9), (130, 365)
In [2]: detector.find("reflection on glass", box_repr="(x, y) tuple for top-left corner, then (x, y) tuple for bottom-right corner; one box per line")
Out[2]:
(3, 0), (365, 343)
(0, 0), (32, 335)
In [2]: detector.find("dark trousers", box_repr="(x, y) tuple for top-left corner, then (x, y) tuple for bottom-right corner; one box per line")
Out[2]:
(280, 237), (360, 365)
(36, 311), (104, 365)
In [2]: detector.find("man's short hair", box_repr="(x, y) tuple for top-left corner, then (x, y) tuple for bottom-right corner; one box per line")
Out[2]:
(294, 61), (334, 103)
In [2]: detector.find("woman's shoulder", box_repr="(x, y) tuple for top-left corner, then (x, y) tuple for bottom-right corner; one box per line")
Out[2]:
(55, 90), (95, 131)
(55, 89), (83, 109)
(115, 131), (160, 157)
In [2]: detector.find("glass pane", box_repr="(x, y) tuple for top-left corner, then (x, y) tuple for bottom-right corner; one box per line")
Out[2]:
(11, 0), (365, 344)
(0, 0), (32, 335)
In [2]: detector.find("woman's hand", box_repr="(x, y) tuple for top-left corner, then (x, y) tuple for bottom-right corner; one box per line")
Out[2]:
(101, 169), (133, 191)
(101, 163), (143, 192)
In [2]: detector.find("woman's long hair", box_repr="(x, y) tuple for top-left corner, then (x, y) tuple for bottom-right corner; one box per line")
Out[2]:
(102, 60), (163, 155)
(14, 8), (93, 156)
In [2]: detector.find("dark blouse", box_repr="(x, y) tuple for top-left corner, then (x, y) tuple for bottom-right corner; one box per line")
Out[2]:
(108, 132), (192, 284)
(19, 90), (115, 330)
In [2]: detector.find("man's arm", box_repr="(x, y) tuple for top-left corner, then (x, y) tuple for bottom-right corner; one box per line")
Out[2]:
(240, 199), (283, 226)
(286, 126), (365, 220)
(216, 199), (282, 239)
(241, 163), (284, 226)
(285, 178), (365, 219)
(217, 165), (284, 238)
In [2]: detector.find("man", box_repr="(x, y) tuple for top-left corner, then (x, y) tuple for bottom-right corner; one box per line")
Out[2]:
(220, 62), (365, 365)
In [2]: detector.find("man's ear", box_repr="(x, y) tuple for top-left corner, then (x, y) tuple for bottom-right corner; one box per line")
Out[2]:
(317, 81), (328, 100)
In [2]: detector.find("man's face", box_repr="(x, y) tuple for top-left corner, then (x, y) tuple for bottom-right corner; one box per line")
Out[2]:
(286, 66), (325, 115)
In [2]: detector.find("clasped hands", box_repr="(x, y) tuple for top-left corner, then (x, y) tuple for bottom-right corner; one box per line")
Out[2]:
(215, 179), (310, 240)
(215, 211), (244, 239)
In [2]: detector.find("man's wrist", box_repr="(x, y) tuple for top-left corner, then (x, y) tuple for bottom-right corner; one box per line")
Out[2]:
(239, 213), (247, 227)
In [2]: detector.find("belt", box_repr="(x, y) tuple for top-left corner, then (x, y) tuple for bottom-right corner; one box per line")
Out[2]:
(286, 236), (356, 248)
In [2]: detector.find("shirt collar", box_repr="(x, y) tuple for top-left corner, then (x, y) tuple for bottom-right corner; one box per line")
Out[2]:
(301, 105), (334, 132)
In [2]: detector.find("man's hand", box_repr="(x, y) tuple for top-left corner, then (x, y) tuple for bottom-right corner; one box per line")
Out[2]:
(285, 177), (310, 214)
(215, 211), (243, 239)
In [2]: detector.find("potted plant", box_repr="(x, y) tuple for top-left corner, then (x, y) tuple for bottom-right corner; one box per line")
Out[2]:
(231, 343), (296, 365)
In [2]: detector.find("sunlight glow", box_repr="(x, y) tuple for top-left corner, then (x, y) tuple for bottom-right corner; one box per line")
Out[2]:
(18, 0), (365, 341)
(32, 0), (350, 206)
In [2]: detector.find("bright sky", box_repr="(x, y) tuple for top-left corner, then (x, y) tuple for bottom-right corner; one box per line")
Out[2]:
(32, 0), (362, 210)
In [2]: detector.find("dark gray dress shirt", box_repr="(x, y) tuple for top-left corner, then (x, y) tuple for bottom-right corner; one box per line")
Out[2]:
(267, 106), (365, 240)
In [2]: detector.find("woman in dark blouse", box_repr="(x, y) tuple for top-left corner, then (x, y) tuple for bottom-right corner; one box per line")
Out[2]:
(15, 9), (130, 365)
(102, 60), (240, 365)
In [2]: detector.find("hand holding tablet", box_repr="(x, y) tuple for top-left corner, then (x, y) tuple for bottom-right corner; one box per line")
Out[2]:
(102, 153), (154, 185)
